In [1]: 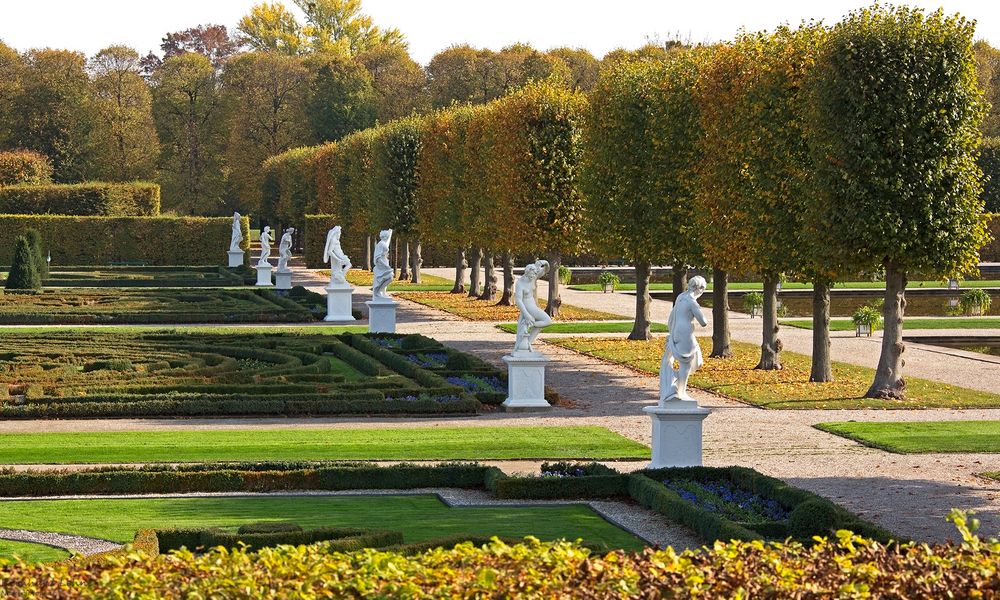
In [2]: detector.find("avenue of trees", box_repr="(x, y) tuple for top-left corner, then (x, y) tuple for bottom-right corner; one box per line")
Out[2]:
(265, 4), (992, 401)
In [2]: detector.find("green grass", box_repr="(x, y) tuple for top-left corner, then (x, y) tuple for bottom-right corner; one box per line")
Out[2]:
(0, 540), (69, 563)
(0, 325), (368, 334)
(0, 426), (650, 465)
(496, 321), (668, 334)
(0, 495), (645, 552)
(547, 336), (1000, 409)
(815, 421), (1000, 453)
(569, 280), (1000, 292)
(781, 317), (1000, 331)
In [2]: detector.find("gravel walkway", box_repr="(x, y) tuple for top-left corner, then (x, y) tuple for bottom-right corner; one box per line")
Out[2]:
(0, 529), (121, 556)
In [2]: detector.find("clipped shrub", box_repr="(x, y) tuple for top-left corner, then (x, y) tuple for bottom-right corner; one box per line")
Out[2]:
(445, 352), (476, 371)
(23, 228), (47, 280)
(4, 236), (41, 290)
(0, 150), (53, 186)
(400, 333), (442, 351)
(0, 182), (160, 216)
(789, 499), (840, 539)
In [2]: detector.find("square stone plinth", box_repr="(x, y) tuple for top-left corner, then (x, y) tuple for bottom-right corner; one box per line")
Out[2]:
(644, 402), (711, 468)
(275, 270), (292, 290)
(325, 285), (356, 322)
(366, 299), (399, 333)
(227, 250), (245, 267)
(255, 264), (273, 287)
(501, 352), (552, 412)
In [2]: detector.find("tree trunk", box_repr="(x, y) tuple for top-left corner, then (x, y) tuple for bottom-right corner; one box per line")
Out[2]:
(479, 250), (497, 300)
(410, 240), (422, 283)
(866, 262), (907, 399)
(497, 252), (515, 305)
(629, 260), (652, 340)
(672, 263), (688, 298)
(467, 247), (482, 297)
(545, 251), (562, 318)
(755, 278), (782, 370)
(363, 234), (372, 271)
(809, 280), (833, 382)
(399, 240), (410, 280)
(710, 267), (731, 358)
(451, 248), (467, 294)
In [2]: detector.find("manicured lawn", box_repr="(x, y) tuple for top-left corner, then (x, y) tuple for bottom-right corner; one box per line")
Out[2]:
(342, 269), (454, 291)
(0, 540), (69, 563)
(10, 266), (245, 288)
(547, 336), (1000, 409)
(0, 426), (649, 465)
(496, 321), (668, 334)
(781, 317), (1000, 331)
(815, 421), (1000, 453)
(569, 280), (1000, 292)
(396, 292), (622, 322)
(0, 495), (646, 552)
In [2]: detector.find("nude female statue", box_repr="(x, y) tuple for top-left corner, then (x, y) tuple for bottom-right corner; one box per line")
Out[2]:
(229, 212), (243, 252)
(513, 260), (553, 353)
(660, 275), (708, 404)
(258, 226), (273, 267)
(324, 226), (352, 286)
(371, 229), (394, 300)
(277, 227), (295, 272)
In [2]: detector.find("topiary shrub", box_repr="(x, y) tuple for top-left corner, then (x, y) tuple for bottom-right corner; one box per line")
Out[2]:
(0, 150), (53, 186)
(446, 352), (476, 371)
(23, 229), (47, 280)
(400, 334), (442, 351)
(788, 499), (839, 539)
(4, 236), (41, 290)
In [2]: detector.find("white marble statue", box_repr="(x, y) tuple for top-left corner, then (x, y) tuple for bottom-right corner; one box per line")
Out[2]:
(277, 227), (295, 272)
(258, 226), (273, 267)
(513, 260), (553, 354)
(230, 212), (243, 252)
(660, 275), (708, 403)
(324, 226), (352, 286)
(371, 229), (394, 300)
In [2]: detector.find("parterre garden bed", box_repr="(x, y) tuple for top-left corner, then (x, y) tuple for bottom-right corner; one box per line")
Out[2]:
(2, 265), (246, 288)
(0, 331), (507, 417)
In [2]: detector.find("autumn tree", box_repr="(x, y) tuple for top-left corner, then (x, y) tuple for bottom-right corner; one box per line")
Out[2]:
(305, 54), (376, 142)
(238, 2), (308, 55)
(548, 47), (600, 92)
(426, 45), (480, 108)
(371, 117), (423, 282)
(152, 52), (228, 213)
(974, 41), (1000, 138)
(582, 51), (706, 340)
(356, 45), (428, 121)
(0, 41), (23, 147)
(802, 5), (989, 399)
(88, 46), (160, 181)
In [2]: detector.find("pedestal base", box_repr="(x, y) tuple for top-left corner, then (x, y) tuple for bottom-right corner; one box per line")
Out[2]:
(644, 402), (711, 469)
(275, 270), (292, 290)
(366, 300), (399, 333)
(255, 264), (273, 287)
(325, 284), (356, 321)
(501, 352), (551, 412)
(227, 250), (245, 268)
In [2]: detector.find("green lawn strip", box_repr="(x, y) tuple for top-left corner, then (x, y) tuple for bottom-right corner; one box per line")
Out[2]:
(546, 336), (1000, 409)
(0, 426), (650, 465)
(781, 317), (1000, 331)
(981, 472), (1000, 482)
(815, 421), (1000, 453)
(496, 321), (668, 334)
(0, 540), (70, 563)
(570, 280), (1000, 292)
(0, 495), (645, 552)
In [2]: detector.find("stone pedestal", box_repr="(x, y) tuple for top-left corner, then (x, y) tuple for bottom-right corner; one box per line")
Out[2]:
(501, 352), (551, 412)
(366, 299), (399, 333)
(275, 269), (292, 290)
(255, 264), (273, 287)
(227, 250), (245, 268)
(644, 402), (711, 469)
(325, 284), (356, 322)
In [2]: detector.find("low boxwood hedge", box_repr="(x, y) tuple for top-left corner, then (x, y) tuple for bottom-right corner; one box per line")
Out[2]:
(155, 525), (403, 553)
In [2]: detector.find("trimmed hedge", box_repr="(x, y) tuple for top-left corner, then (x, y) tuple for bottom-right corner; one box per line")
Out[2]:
(155, 526), (402, 553)
(982, 213), (999, 262)
(0, 215), (249, 265)
(979, 138), (999, 214)
(0, 182), (160, 216)
(0, 151), (53, 186)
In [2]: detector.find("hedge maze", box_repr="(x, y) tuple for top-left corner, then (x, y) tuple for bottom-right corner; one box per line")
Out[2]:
(0, 332), (505, 418)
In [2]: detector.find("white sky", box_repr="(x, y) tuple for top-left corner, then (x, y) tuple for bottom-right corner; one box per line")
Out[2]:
(0, 0), (998, 65)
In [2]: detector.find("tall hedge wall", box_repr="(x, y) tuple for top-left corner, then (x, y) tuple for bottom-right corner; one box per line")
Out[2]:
(0, 182), (160, 216)
(0, 215), (249, 265)
(982, 214), (999, 262)
(980, 137), (1000, 214)
(303, 215), (452, 268)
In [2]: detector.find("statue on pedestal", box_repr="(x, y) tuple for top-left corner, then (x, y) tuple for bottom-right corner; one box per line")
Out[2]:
(324, 226), (352, 286)
(371, 229), (394, 300)
(513, 259), (552, 354)
(660, 275), (708, 404)
(229, 212), (243, 252)
(258, 226), (273, 267)
(277, 227), (295, 272)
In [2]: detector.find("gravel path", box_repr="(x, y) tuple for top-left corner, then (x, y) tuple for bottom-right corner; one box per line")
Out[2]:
(0, 529), (121, 556)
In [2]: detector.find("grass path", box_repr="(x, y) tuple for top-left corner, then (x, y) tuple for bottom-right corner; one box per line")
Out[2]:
(0, 426), (650, 465)
(0, 495), (645, 552)
(815, 421), (1000, 453)
(0, 540), (69, 563)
